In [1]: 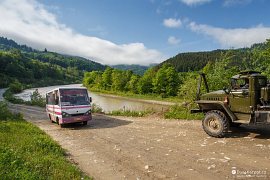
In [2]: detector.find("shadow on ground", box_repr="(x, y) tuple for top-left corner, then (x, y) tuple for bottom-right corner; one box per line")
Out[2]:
(226, 124), (270, 139)
(61, 114), (132, 130)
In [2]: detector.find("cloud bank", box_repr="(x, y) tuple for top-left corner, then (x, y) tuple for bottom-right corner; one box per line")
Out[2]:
(189, 22), (270, 48)
(180, 0), (212, 6)
(0, 0), (165, 65)
(223, 0), (252, 7)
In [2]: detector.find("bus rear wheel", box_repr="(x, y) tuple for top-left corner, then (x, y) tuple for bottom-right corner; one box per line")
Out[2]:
(49, 114), (54, 123)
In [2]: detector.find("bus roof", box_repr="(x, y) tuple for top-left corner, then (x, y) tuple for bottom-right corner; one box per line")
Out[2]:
(46, 87), (87, 94)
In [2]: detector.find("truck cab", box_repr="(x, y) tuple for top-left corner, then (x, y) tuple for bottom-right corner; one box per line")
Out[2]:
(192, 71), (270, 137)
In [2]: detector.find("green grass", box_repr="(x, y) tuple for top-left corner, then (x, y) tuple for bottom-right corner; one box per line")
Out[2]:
(0, 102), (91, 179)
(107, 109), (153, 117)
(164, 104), (204, 120)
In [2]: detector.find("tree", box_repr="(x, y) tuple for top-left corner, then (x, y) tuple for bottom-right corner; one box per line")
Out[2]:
(153, 64), (179, 97)
(102, 67), (113, 90)
(111, 69), (132, 92)
(164, 66), (179, 96)
(127, 74), (140, 93)
(137, 67), (156, 94)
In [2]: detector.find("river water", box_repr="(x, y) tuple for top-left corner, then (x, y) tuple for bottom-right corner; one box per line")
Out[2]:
(15, 84), (171, 112)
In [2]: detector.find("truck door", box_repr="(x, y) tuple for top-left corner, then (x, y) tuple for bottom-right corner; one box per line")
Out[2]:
(229, 77), (251, 114)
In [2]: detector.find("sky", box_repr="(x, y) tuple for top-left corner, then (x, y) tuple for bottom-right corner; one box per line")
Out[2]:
(0, 0), (270, 65)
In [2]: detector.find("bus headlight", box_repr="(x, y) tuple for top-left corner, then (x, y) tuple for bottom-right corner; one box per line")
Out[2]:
(84, 110), (91, 115)
(62, 112), (71, 118)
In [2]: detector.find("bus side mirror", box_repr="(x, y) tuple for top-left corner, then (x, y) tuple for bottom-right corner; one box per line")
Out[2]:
(89, 97), (92, 103)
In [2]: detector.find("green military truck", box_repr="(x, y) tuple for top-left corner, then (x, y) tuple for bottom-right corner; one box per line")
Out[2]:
(192, 71), (270, 138)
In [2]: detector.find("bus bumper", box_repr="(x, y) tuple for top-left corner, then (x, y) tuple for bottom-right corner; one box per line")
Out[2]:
(60, 114), (92, 124)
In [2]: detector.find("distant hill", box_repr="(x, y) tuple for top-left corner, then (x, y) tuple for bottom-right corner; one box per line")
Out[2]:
(158, 42), (268, 72)
(111, 64), (153, 75)
(0, 37), (106, 73)
(0, 37), (106, 88)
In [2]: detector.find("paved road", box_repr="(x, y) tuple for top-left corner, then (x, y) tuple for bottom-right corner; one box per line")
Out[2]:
(8, 103), (270, 180)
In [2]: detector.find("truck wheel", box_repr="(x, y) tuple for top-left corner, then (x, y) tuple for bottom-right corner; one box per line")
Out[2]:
(82, 121), (88, 126)
(202, 110), (229, 138)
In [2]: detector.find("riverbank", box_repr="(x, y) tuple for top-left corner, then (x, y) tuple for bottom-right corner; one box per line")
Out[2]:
(90, 91), (176, 106)
(87, 88), (184, 105)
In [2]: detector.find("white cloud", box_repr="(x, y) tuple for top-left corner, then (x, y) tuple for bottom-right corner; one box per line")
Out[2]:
(163, 18), (182, 28)
(168, 36), (181, 45)
(180, 0), (212, 6)
(189, 22), (270, 48)
(0, 0), (165, 65)
(223, 0), (252, 7)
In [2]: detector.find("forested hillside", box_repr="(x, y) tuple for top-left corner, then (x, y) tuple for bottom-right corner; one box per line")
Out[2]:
(84, 39), (270, 100)
(111, 64), (150, 75)
(159, 42), (268, 72)
(0, 37), (106, 88)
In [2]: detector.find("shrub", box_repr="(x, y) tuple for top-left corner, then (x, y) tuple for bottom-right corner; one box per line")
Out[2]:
(0, 102), (23, 121)
(30, 89), (46, 107)
(91, 103), (104, 113)
(9, 80), (23, 93)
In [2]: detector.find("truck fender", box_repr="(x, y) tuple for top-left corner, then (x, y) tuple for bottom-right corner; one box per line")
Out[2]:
(196, 100), (237, 121)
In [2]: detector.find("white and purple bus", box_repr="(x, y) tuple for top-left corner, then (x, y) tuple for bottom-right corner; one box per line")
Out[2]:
(46, 87), (92, 126)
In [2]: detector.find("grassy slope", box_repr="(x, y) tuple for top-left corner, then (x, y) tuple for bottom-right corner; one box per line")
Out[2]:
(0, 103), (91, 179)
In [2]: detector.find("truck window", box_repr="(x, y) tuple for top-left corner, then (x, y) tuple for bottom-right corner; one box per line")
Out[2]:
(231, 78), (249, 90)
(258, 78), (266, 87)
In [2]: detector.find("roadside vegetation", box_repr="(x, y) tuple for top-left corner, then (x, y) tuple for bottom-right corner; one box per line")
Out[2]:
(107, 109), (153, 117)
(0, 102), (91, 179)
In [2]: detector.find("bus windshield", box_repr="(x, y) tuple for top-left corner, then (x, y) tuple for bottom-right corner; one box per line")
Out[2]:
(60, 89), (90, 106)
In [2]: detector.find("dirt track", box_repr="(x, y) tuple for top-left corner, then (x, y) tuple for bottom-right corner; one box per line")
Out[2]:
(9, 103), (270, 180)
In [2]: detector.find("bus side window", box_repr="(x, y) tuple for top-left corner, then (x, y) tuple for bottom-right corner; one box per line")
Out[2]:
(54, 90), (60, 105)
(46, 95), (48, 104)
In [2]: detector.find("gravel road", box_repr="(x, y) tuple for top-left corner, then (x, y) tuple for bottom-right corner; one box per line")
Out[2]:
(8, 103), (270, 180)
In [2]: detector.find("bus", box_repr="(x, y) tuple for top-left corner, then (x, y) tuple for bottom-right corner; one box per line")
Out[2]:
(46, 87), (92, 126)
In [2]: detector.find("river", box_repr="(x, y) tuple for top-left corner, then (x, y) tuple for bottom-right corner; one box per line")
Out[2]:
(15, 84), (172, 112)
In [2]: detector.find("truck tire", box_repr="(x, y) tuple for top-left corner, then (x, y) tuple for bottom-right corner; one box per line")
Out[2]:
(82, 121), (88, 126)
(202, 110), (229, 138)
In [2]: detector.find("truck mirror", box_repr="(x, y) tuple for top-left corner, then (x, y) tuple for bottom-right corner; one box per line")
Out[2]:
(89, 97), (92, 103)
(223, 87), (230, 94)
